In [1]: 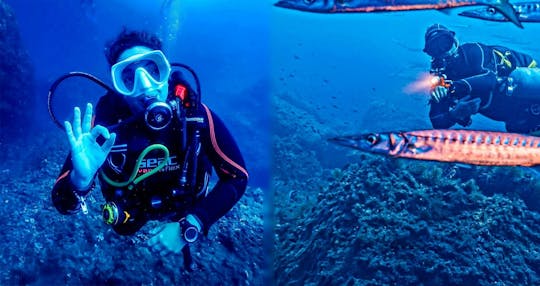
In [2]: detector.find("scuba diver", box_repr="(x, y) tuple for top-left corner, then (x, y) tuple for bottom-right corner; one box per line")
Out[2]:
(50, 29), (248, 265)
(423, 24), (540, 134)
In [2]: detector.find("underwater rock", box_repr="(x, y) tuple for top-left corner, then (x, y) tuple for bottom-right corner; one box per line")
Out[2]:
(275, 154), (540, 285)
(0, 0), (35, 142)
(0, 133), (265, 285)
(272, 94), (338, 230)
(226, 78), (271, 188)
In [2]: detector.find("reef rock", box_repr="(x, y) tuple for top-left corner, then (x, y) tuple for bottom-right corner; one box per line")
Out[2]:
(275, 154), (540, 285)
(0, 0), (35, 142)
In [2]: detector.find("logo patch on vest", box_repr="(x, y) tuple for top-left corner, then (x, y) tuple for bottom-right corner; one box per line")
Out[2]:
(139, 155), (180, 174)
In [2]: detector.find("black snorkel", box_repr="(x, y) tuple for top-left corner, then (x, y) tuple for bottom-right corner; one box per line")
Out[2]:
(167, 63), (202, 272)
(47, 63), (202, 132)
(168, 63), (202, 198)
(171, 63), (201, 105)
(430, 57), (448, 77)
(47, 72), (114, 129)
(47, 71), (141, 132)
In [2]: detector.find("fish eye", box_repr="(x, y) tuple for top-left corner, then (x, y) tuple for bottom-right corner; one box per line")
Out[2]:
(303, 0), (316, 4)
(487, 7), (496, 14)
(366, 134), (378, 145)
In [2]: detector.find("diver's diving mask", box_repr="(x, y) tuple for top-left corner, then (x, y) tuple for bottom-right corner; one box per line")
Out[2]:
(111, 50), (172, 99)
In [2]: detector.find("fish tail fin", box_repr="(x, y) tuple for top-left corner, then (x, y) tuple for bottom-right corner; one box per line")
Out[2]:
(492, 0), (523, 28)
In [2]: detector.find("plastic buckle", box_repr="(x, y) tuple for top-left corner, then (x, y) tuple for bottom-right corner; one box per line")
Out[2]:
(76, 194), (88, 215)
(506, 77), (515, 96)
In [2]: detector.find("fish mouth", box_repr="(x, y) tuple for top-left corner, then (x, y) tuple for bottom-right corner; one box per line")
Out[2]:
(328, 135), (361, 149)
(457, 10), (478, 18)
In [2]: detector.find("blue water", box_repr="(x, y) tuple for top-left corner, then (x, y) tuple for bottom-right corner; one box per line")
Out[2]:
(6, 0), (540, 284)
(273, 7), (540, 140)
(9, 1), (538, 187)
(271, 6), (540, 285)
(7, 0), (271, 188)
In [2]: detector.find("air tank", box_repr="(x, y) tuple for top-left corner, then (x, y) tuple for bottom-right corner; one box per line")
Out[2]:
(507, 67), (540, 100)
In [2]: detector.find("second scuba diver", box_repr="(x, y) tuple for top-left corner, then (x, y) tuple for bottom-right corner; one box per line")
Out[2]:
(423, 24), (540, 134)
(50, 29), (248, 265)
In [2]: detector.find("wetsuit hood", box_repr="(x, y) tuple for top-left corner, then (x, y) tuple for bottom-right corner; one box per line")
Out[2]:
(423, 24), (457, 58)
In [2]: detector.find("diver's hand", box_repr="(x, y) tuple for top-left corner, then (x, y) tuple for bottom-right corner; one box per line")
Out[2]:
(431, 86), (448, 103)
(449, 97), (482, 121)
(65, 103), (116, 191)
(148, 222), (186, 255)
(148, 215), (202, 255)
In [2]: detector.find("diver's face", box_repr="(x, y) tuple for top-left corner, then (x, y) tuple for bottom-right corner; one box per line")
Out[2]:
(113, 46), (170, 102)
(443, 41), (459, 58)
(431, 42), (459, 64)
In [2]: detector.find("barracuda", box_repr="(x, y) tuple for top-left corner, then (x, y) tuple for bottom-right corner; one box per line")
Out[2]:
(275, 0), (523, 28)
(329, 129), (540, 166)
(460, 1), (540, 22)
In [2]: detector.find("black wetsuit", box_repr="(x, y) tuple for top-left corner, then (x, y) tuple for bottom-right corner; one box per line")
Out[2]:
(51, 92), (248, 235)
(429, 42), (539, 133)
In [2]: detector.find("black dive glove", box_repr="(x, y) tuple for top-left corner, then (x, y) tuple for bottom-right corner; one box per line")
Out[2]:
(449, 96), (482, 126)
(448, 80), (472, 100)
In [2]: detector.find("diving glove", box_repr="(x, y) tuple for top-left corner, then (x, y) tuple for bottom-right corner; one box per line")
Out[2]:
(431, 86), (448, 103)
(449, 97), (481, 123)
(148, 214), (202, 255)
(65, 103), (116, 191)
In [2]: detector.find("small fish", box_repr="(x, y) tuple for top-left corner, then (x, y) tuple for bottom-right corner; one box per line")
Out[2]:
(329, 129), (540, 166)
(274, 0), (523, 28)
(459, 2), (540, 22)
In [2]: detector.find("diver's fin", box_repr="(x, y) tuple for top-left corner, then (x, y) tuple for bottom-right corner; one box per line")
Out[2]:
(490, 0), (523, 28)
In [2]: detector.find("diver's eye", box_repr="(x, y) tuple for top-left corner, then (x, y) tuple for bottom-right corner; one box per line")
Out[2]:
(366, 134), (378, 145)
(487, 7), (496, 14)
(303, 0), (316, 4)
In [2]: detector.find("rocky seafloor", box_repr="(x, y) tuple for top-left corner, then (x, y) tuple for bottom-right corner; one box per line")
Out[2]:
(0, 1), (267, 284)
(0, 0), (35, 142)
(0, 134), (265, 285)
(273, 94), (540, 285)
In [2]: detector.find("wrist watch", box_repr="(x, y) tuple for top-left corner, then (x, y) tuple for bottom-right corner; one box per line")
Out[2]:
(179, 217), (200, 243)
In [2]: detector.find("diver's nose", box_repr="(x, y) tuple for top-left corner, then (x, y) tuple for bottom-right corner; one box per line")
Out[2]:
(133, 68), (161, 99)
(135, 67), (154, 90)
